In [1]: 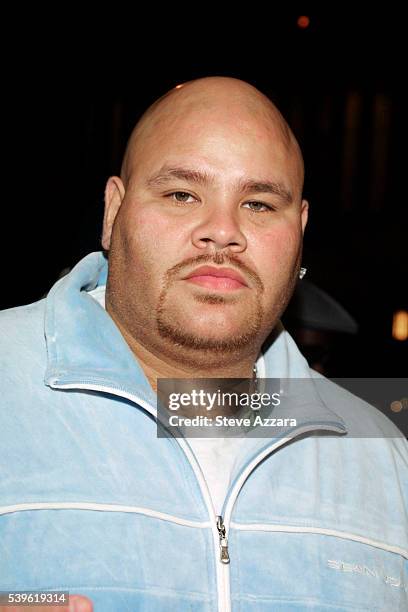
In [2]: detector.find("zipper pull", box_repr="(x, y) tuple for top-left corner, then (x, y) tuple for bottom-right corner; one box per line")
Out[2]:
(217, 515), (230, 564)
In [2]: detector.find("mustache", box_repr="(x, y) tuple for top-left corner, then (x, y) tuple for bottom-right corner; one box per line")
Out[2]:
(165, 252), (264, 293)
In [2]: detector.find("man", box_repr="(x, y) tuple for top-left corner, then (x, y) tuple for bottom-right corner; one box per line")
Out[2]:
(1, 77), (407, 611)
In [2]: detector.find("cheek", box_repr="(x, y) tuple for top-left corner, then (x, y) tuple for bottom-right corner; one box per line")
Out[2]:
(118, 207), (183, 275)
(258, 223), (302, 269)
(123, 206), (163, 245)
(255, 223), (301, 301)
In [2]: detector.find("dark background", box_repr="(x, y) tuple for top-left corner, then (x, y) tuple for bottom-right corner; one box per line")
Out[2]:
(2, 8), (407, 377)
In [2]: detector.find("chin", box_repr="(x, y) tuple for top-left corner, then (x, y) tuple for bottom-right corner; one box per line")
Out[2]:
(157, 314), (262, 352)
(157, 290), (264, 351)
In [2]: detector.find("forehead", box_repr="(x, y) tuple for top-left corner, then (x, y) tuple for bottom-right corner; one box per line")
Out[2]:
(129, 106), (302, 193)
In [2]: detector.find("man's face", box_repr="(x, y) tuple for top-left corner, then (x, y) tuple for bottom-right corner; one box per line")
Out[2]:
(103, 104), (308, 359)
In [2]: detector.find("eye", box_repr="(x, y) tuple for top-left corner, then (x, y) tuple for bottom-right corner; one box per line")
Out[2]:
(168, 191), (196, 203)
(243, 201), (274, 213)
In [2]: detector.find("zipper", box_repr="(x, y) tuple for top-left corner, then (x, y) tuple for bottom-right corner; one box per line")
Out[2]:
(49, 379), (345, 612)
(217, 515), (230, 564)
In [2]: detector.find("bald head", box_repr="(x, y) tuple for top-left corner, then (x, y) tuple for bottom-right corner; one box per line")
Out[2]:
(121, 77), (304, 195)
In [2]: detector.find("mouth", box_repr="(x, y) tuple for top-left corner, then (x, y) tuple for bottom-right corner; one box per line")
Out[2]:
(182, 265), (248, 291)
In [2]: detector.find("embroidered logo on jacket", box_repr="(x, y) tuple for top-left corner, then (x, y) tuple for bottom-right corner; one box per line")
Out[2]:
(327, 559), (407, 591)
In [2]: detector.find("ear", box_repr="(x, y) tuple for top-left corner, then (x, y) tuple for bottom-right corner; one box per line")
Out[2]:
(300, 199), (309, 234)
(101, 176), (126, 250)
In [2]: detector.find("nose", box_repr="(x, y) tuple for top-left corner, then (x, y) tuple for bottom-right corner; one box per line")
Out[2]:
(191, 207), (247, 253)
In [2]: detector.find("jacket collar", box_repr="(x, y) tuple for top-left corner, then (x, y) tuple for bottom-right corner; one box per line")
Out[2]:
(44, 251), (156, 406)
(44, 251), (346, 431)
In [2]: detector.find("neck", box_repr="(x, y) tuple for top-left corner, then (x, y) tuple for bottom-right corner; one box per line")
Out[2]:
(108, 307), (260, 392)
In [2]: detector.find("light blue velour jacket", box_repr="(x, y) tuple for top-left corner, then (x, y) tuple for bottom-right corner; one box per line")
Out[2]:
(0, 252), (407, 611)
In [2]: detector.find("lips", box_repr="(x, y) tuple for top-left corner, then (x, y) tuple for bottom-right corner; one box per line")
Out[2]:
(183, 265), (248, 291)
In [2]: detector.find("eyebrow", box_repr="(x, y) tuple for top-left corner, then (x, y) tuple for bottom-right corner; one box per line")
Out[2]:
(146, 165), (293, 204)
(237, 179), (293, 204)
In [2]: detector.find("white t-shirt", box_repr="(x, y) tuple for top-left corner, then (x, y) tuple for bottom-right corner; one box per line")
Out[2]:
(186, 436), (247, 515)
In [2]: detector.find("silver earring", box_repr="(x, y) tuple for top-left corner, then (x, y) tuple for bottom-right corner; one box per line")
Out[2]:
(299, 267), (307, 280)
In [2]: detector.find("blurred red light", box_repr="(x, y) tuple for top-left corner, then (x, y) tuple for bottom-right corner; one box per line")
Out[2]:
(297, 15), (310, 29)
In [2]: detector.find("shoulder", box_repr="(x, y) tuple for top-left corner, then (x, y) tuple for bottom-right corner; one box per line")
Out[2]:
(0, 299), (48, 379)
(0, 298), (46, 344)
(310, 370), (408, 458)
